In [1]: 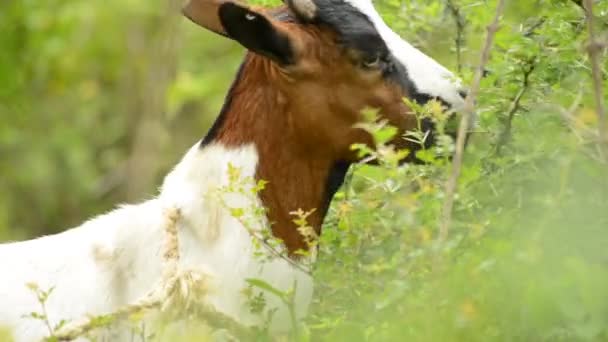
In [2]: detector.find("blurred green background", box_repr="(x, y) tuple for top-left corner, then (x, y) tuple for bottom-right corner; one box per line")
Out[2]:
(0, 0), (244, 239)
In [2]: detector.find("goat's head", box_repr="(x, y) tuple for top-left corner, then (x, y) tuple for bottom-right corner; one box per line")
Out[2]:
(183, 0), (467, 163)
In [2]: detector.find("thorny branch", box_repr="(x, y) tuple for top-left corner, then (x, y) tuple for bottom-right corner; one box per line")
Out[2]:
(582, 0), (607, 156)
(491, 16), (545, 156)
(438, 0), (506, 249)
(495, 58), (537, 155)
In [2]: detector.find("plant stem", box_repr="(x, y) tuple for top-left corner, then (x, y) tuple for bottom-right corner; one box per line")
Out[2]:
(495, 59), (536, 155)
(446, 0), (466, 73)
(582, 0), (607, 156)
(438, 0), (506, 248)
(39, 297), (55, 338)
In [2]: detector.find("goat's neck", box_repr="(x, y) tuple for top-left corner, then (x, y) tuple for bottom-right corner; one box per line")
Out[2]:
(203, 55), (349, 255)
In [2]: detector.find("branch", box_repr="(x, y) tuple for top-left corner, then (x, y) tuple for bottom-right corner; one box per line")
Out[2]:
(523, 17), (546, 37)
(557, 89), (608, 164)
(446, 0), (467, 73)
(570, 0), (584, 10)
(582, 0), (607, 155)
(572, 0), (608, 32)
(437, 0), (506, 247)
(495, 58), (537, 155)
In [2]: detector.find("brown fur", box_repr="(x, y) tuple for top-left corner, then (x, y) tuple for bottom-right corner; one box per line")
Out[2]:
(209, 19), (418, 254)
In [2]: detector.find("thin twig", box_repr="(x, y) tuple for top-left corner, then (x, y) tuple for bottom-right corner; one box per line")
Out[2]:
(495, 58), (537, 155)
(571, 0), (584, 10)
(582, 0), (607, 155)
(220, 195), (312, 275)
(446, 0), (466, 73)
(438, 0), (506, 247)
(523, 17), (547, 37)
(572, 0), (608, 28)
(215, 178), (312, 275)
(39, 296), (55, 338)
(557, 89), (608, 164)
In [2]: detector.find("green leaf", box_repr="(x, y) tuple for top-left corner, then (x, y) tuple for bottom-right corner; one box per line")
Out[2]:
(245, 278), (287, 302)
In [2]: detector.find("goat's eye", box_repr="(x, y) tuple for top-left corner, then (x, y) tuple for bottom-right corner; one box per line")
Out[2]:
(361, 55), (381, 69)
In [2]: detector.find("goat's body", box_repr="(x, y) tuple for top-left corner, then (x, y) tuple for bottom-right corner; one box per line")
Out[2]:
(0, 143), (312, 342)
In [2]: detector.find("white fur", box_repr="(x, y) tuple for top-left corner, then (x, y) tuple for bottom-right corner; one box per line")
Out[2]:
(0, 143), (312, 342)
(345, 0), (467, 110)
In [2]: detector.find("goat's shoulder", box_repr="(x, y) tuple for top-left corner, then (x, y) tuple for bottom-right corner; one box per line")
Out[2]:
(160, 142), (262, 244)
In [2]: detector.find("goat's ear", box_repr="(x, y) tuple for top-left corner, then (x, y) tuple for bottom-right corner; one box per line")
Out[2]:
(218, 3), (295, 66)
(182, 0), (230, 37)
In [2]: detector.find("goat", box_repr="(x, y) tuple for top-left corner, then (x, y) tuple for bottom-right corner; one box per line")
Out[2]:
(0, 0), (467, 340)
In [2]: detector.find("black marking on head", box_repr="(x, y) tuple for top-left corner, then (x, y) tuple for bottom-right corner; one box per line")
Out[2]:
(385, 54), (453, 109)
(387, 56), (429, 104)
(311, 0), (390, 65)
(219, 3), (294, 65)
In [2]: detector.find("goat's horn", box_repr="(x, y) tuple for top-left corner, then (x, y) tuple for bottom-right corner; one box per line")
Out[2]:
(285, 0), (317, 21)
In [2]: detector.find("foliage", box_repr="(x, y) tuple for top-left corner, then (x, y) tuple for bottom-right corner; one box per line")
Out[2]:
(1, 0), (607, 341)
(306, 1), (608, 341)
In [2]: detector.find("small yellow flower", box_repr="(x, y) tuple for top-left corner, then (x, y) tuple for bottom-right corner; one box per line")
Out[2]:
(418, 228), (432, 243)
(469, 223), (486, 239)
(338, 202), (352, 216)
(428, 99), (447, 120)
(460, 299), (477, 321)
(576, 108), (598, 128)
